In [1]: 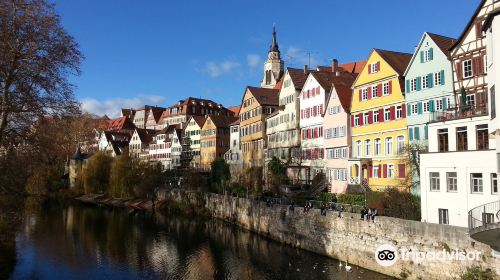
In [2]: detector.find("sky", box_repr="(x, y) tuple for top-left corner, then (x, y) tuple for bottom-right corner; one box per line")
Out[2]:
(52, 0), (479, 118)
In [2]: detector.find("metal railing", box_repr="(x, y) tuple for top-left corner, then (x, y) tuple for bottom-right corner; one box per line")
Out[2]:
(468, 200), (500, 232)
(430, 105), (488, 123)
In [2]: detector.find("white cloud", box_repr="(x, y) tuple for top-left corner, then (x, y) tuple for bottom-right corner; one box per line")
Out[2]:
(80, 95), (166, 118)
(246, 54), (261, 69)
(203, 60), (239, 78)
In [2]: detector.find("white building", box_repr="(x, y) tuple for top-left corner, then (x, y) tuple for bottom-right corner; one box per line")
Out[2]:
(184, 116), (205, 169)
(148, 127), (171, 169)
(129, 128), (153, 159)
(420, 116), (497, 227)
(224, 119), (242, 177)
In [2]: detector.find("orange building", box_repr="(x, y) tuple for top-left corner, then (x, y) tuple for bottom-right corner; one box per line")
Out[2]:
(200, 115), (238, 169)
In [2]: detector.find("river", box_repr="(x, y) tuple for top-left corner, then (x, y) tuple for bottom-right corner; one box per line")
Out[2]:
(6, 198), (394, 280)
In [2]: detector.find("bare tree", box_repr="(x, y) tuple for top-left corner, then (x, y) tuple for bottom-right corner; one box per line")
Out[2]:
(0, 0), (82, 146)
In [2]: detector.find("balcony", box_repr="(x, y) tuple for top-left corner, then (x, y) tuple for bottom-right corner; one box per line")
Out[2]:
(468, 200), (500, 251)
(347, 158), (372, 193)
(429, 105), (488, 124)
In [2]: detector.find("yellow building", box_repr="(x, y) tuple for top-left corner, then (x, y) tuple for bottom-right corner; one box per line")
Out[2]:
(200, 115), (237, 170)
(348, 49), (412, 191)
(239, 86), (279, 168)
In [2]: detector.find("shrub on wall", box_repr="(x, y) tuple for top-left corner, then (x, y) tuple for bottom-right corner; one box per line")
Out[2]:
(337, 194), (365, 206)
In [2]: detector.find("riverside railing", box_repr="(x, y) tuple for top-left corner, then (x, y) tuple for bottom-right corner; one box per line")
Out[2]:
(468, 200), (500, 232)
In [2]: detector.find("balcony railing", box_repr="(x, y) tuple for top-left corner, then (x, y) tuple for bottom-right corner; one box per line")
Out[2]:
(468, 200), (500, 232)
(430, 105), (488, 123)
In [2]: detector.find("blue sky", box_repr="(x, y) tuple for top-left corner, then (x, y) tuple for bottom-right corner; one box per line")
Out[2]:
(53, 0), (478, 117)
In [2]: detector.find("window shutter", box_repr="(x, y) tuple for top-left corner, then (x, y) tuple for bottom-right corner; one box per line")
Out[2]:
(414, 127), (420, 140)
(455, 62), (463, 80)
(379, 109), (384, 122)
(420, 51), (424, 63)
(377, 84), (383, 96)
(359, 89), (362, 101)
(383, 164), (387, 178)
(472, 56), (480, 75)
(475, 21), (482, 39)
(313, 106), (317, 116)
(320, 104), (323, 114)
(376, 62), (380, 71)
(429, 48), (433, 60)
(312, 88), (315, 97)
(428, 73), (434, 88)
(417, 102), (423, 114)
(398, 164), (406, 178)
(416, 77), (422, 91)
(429, 100), (435, 112)
(368, 65), (372, 74)
(440, 70), (445, 85)
(390, 106), (395, 120)
(388, 81), (392, 95)
(442, 97), (447, 110)
(317, 86), (321, 95)
(402, 103), (406, 118)
(409, 127), (413, 141)
(351, 115), (355, 126)
(301, 110), (303, 119)
(378, 165), (382, 178)
(367, 87), (372, 99)
(406, 80), (410, 93)
(369, 165), (373, 178)
(424, 125), (429, 140)
(368, 111), (373, 124)
(478, 55), (485, 74)
(358, 113), (363, 126)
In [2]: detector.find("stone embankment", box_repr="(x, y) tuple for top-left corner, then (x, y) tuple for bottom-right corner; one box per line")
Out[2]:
(76, 194), (155, 211)
(156, 189), (500, 280)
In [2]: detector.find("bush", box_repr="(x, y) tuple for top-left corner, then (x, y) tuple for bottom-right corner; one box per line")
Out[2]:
(210, 158), (230, 193)
(267, 157), (288, 192)
(109, 152), (136, 198)
(242, 167), (263, 195)
(337, 194), (365, 206)
(82, 151), (113, 194)
(25, 165), (62, 196)
(460, 266), (497, 280)
(365, 188), (421, 220)
(133, 162), (164, 198)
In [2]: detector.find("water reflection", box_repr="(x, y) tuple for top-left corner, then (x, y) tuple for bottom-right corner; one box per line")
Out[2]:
(10, 198), (393, 280)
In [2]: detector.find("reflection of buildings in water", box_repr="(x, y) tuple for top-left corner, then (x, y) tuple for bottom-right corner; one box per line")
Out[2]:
(148, 234), (181, 276)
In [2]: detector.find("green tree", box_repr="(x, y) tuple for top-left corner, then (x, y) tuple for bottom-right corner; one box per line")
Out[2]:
(82, 151), (112, 194)
(210, 158), (230, 193)
(267, 157), (288, 192)
(109, 152), (136, 198)
(133, 162), (163, 198)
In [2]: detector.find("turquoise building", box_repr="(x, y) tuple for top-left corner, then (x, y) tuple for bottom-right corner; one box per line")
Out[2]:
(403, 32), (456, 194)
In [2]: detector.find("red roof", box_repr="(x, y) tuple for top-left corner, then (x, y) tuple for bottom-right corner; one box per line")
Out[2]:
(227, 106), (241, 116)
(190, 115), (206, 127)
(287, 68), (310, 90)
(100, 116), (135, 131)
(247, 86), (280, 106)
(339, 60), (367, 74)
(374, 49), (412, 76)
(426, 32), (456, 55)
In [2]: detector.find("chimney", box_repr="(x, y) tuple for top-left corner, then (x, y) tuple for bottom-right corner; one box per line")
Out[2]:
(332, 59), (339, 73)
(304, 65), (308, 74)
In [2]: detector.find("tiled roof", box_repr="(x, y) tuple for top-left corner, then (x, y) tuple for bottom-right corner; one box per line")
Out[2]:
(230, 119), (240, 126)
(101, 116), (135, 131)
(190, 115), (206, 127)
(287, 68), (310, 90)
(310, 71), (356, 93)
(339, 60), (367, 74)
(332, 83), (353, 113)
(247, 86), (279, 106)
(149, 107), (165, 123)
(121, 108), (135, 117)
(427, 33), (456, 55)
(374, 49), (412, 76)
(207, 115), (239, 128)
(227, 106), (241, 116)
(135, 128), (154, 144)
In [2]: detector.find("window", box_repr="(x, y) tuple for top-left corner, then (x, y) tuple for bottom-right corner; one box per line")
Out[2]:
(456, 127), (468, 151)
(374, 138), (381, 156)
(492, 174), (498, 194)
(435, 99), (443, 111)
(373, 110), (379, 123)
(423, 49), (432, 62)
(411, 103), (418, 115)
(396, 105), (403, 119)
(434, 72), (442, 86)
(356, 141), (362, 158)
(439, 209), (449, 225)
(422, 101), (430, 113)
(422, 75), (429, 89)
(387, 165), (395, 178)
(370, 63), (378, 73)
(476, 124), (489, 150)
(384, 108), (391, 121)
(362, 88), (368, 101)
(397, 136), (405, 155)
(385, 137), (393, 155)
(410, 78), (417, 92)
(383, 82), (390, 96)
(364, 140), (371, 156)
(466, 94), (476, 107)
(430, 172), (440, 191)
(471, 173), (483, 193)
(354, 115), (360, 127)
(372, 85), (378, 98)
(447, 172), (457, 192)
(463, 59), (473, 78)
(373, 165), (379, 178)
(364, 113), (370, 125)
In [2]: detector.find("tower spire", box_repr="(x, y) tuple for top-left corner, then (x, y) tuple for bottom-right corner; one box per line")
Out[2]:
(270, 24), (279, 53)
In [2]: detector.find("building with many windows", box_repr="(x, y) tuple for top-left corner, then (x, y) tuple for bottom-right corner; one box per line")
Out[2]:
(200, 115), (237, 170)
(348, 49), (412, 191)
(183, 116), (205, 169)
(224, 119), (243, 179)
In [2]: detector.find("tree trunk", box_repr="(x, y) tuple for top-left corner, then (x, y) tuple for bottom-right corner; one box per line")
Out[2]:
(0, 86), (9, 145)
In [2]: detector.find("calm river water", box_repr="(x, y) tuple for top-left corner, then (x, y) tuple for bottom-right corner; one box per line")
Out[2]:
(7, 199), (394, 280)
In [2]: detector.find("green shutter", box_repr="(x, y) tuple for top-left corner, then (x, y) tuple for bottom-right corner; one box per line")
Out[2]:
(416, 77), (422, 91)
(409, 128), (414, 141)
(440, 70), (445, 85)
(428, 73), (434, 88)
(417, 102), (423, 114)
(407, 104), (411, 116)
(442, 97), (447, 110)
(429, 48), (433, 60)
(429, 100), (435, 112)
(424, 125), (428, 140)
(420, 51), (424, 63)
(406, 80), (410, 93)
(414, 127), (420, 140)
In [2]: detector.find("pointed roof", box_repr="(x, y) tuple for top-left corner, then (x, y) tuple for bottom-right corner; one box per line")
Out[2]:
(269, 25), (280, 53)
(427, 32), (456, 55)
(483, 7), (500, 30)
(287, 68), (310, 90)
(247, 86), (280, 106)
(148, 107), (165, 123)
(101, 116), (136, 131)
(206, 115), (239, 129)
(309, 71), (356, 93)
(134, 128), (154, 144)
(374, 49), (412, 76)
(339, 61), (367, 74)
(227, 106), (241, 116)
(189, 115), (206, 127)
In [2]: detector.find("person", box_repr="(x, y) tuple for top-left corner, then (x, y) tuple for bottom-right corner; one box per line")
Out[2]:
(289, 200), (295, 212)
(361, 207), (367, 220)
(337, 205), (343, 218)
(371, 208), (378, 222)
(367, 208), (372, 221)
(321, 202), (327, 216)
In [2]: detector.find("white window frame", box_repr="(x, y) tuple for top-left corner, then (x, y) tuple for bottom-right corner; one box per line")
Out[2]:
(422, 75), (429, 89)
(423, 101), (430, 113)
(435, 99), (443, 111)
(447, 172), (458, 192)
(463, 59), (473, 78)
(423, 49), (431, 62)
(439, 209), (449, 225)
(384, 108), (391, 121)
(410, 78), (417, 92)
(411, 103), (418, 115)
(430, 172), (440, 191)
(364, 113), (370, 125)
(471, 173), (483, 193)
(387, 164), (395, 178)
(370, 63), (378, 73)
(492, 173), (498, 194)
(362, 88), (368, 101)
(356, 140), (362, 158)
(434, 72), (442, 86)
(374, 138), (381, 156)
(373, 110), (379, 123)
(364, 139), (371, 157)
(396, 105), (403, 119)
(372, 85), (378, 98)
(466, 94), (476, 107)
(354, 115), (360, 127)
(385, 137), (393, 156)
(397, 135), (405, 155)
(383, 82), (390, 96)
(373, 165), (379, 178)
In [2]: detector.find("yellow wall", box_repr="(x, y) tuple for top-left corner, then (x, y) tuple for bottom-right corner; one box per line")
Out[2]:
(200, 117), (230, 169)
(351, 50), (409, 190)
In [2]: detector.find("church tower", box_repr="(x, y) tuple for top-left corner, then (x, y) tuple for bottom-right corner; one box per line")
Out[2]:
(261, 26), (284, 88)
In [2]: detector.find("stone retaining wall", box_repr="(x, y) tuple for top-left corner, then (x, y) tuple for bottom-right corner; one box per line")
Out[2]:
(157, 189), (500, 279)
